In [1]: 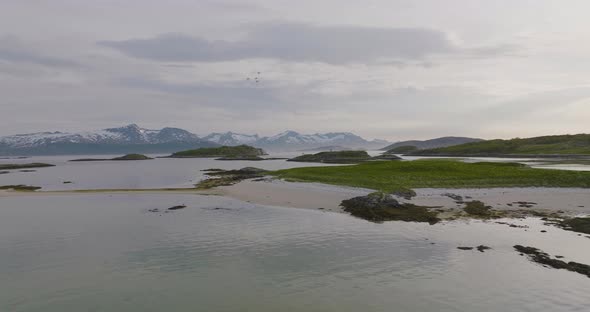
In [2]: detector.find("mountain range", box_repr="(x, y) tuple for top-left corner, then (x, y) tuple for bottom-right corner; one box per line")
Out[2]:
(204, 130), (389, 151)
(0, 124), (391, 155)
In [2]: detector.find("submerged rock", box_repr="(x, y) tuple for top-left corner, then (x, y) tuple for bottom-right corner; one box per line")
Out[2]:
(195, 167), (267, 189)
(340, 192), (440, 224)
(514, 245), (590, 278)
(476, 245), (492, 252)
(463, 201), (493, 217)
(167, 205), (187, 211)
(457, 247), (474, 250)
(558, 217), (590, 235)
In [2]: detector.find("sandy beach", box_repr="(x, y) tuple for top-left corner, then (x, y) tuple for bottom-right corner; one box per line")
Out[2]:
(2, 180), (589, 216)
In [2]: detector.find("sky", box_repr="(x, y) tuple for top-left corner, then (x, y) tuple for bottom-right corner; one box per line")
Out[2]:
(1, 0), (589, 141)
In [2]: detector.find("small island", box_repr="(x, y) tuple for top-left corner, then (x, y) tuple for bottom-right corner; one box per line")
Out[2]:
(288, 150), (400, 164)
(69, 154), (153, 162)
(167, 145), (266, 158)
(0, 163), (55, 170)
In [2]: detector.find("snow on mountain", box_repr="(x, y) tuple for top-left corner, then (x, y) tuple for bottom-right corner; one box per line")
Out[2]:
(253, 130), (388, 151)
(0, 124), (204, 148)
(0, 124), (216, 155)
(0, 124), (391, 155)
(203, 132), (260, 146)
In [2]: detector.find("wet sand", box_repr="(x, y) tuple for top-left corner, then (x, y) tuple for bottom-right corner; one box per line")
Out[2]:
(218, 180), (371, 212)
(218, 180), (590, 215)
(2, 181), (589, 216)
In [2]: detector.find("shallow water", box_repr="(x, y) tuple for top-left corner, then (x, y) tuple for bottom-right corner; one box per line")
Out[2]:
(1, 193), (590, 311)
(0, 154), (338, 191)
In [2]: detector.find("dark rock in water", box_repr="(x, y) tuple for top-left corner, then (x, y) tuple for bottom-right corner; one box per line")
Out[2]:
(391, 188), (417, 200)
(63, 181), (73, 184)
(514, 201), (537, 208)
(0, 171), (9, 174)
(340, 192), (440, 224)
(457, 247), (474, 250)
(148, 208), (160, 213)
(19, 169), (37, 172)
(463, 201), (493, 217)
(557, 217), (590, 235)
(514, 245), (590, 278)
(476, 245), (491, 252)
(167, 205), (187, 211)
(442, 193), (463, 202)
(196, 167), (267, 189)
(540, 230), (547, 233)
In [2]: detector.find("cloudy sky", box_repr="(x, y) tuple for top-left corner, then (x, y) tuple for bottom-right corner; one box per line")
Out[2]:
(1, 0), (589, 141)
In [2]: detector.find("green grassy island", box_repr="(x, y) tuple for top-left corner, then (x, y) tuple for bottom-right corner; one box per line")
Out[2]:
(69, 154), (153, 161)
(0, 163), (55, 170)
(168, 145), (266, 158)
(288, 150), (401, 164)
(411, 134), (590, 156)
(271, 159), (590, 193)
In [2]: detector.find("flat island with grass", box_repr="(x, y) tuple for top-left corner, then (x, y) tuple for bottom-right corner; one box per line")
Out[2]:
(271, 159), (590, 192)
(69, 154), (153, 161)
(0, 163), (55, 170)
(167, 145), (266, 158)
(288, 150), (401, 164)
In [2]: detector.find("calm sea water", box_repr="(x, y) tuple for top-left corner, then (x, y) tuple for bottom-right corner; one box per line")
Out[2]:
(1, 155), (590, 311)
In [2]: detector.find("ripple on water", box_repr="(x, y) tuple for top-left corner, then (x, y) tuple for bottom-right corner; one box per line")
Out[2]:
(1, 194), (590, 311)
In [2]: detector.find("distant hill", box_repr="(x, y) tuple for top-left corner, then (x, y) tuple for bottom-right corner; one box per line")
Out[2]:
(381, 136), (483, 151)
(412, 134), (590, 156)
(0, 124), (217, 155)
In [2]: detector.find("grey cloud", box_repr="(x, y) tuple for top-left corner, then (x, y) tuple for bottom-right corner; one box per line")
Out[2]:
(0, 36), (80, 68)
(99, 23), (457, 64)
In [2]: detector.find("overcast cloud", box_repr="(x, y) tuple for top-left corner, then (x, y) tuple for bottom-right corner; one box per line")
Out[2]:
(1, 0), (589, 140)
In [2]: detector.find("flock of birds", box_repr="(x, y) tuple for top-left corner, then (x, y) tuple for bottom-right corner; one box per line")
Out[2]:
(246, 71), (262, 84)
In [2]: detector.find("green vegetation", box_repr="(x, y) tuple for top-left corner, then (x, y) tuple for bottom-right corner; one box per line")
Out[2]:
(385, 145), (419, 154)
(271, 159), (590, 193)
(558, 217), (590, 235)
(0, 185), (42, 191)
(111, 154), (152, 160)
(463, 201), (493, 217)
(0, 163), (55, 170)
(340, 192), (440, 224)
(413, 134), (590, 156)
(169, 145), (266, 158)
(195, 167), (267, 189)
(288, 150), (373, 164)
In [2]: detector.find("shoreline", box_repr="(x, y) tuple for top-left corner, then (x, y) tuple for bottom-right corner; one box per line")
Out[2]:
(2, 180), (588, 217)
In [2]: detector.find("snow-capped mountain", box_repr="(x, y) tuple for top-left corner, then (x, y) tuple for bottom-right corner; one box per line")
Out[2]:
(203, 130), (390, 151)
(0, 124), (391, 155)
(0, 124), (216, 155)
(203, 132), (260, 146)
